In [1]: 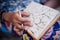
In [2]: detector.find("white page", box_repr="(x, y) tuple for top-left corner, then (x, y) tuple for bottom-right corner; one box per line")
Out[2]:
(24, 1), (60, 39)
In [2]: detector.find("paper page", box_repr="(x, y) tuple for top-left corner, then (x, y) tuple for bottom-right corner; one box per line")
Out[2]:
(24, 1), (60, 39)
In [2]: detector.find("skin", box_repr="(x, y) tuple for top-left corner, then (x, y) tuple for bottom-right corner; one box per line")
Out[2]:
(1, 0), (60, 36)
(2, 11), (32, 36)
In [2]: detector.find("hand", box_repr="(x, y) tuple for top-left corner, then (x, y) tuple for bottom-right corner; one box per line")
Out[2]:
(3, 11), (32, 35)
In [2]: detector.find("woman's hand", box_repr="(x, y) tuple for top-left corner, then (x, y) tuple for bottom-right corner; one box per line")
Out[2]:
(3, 11), (32, 36)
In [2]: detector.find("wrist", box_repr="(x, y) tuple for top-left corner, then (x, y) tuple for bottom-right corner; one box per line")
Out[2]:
(1, 12), (11, 22)
(2, 12), (11, 21)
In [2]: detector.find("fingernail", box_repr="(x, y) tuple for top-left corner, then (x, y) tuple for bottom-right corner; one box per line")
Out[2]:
(30, 23), (33, 27)
(26, 18), (30, 21)
(24, 26), (28, 30)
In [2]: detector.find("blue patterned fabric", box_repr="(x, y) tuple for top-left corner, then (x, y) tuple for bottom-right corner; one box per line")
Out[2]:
(47, 22), (60, 40)
(0, 0), (44, 12)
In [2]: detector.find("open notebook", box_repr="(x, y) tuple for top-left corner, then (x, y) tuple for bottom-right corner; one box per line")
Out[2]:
(24, 1), (60, 40)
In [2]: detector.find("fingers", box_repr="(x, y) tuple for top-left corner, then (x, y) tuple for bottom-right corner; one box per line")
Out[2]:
(16, 17), (30, 22)
(21, 11), (30, 17)
(14, 23), (24, 30)
(14, 26), (22, 36)
(11, 19), (21, 24)
(15, 18), (32, 27)
(13, 11), (30, 23)
(24, 22), (32, 27)
(12, 17), (32, 27)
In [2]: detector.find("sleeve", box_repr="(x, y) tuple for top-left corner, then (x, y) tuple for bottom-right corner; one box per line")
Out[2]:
(0, 0), (20, 13)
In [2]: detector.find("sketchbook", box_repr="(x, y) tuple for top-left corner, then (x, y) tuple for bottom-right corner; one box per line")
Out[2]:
(24, 1), (60, 40)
